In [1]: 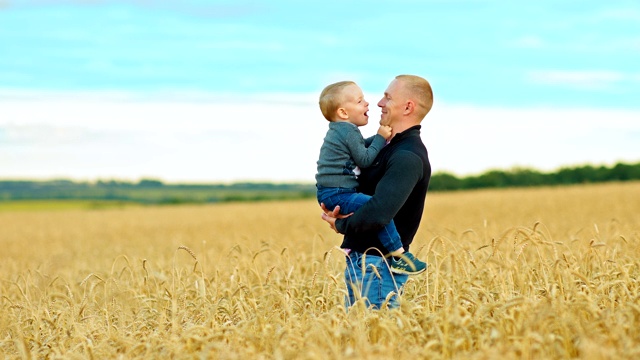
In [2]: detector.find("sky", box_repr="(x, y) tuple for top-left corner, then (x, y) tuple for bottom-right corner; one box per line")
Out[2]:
(1, 0), (639, 183)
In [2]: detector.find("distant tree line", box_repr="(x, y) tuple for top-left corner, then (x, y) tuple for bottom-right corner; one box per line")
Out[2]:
(0, 161), (638, 203)
(428, 161), (640, 191)
(0, 179), (316, 204)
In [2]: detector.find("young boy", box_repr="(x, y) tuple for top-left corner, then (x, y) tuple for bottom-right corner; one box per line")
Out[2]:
(315, 81), (426, 275)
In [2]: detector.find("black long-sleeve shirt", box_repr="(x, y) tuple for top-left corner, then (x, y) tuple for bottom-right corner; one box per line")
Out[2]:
(336, 125), (431, 255)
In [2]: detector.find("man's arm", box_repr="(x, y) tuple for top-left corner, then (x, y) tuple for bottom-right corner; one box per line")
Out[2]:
(334, 150), (423, 234)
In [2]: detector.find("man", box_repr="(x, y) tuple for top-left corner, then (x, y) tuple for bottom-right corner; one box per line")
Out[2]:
(321, 74), (434, 309)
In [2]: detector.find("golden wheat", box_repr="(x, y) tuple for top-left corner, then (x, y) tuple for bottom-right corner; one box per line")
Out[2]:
(0, 182), (639, 359)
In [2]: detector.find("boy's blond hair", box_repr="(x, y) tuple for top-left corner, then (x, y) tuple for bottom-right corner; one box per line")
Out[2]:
(396, 75), (433, 120)
(319, 81), (356, 121)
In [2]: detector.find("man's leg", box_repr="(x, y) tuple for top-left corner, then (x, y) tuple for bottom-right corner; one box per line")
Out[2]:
(345, 250), (408, 309)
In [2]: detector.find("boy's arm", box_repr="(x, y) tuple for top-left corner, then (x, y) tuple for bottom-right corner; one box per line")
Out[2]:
(344, 127), (387, 168)
(335, 150), (423, 234)
(364, 135), (376, 147)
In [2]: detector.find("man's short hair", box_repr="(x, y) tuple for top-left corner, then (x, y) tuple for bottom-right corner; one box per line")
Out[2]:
(319, 81), (355, 121)
(396, 75), (433, 120)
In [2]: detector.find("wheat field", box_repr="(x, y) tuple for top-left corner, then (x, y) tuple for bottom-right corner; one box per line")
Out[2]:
(1, 181), (639, 359)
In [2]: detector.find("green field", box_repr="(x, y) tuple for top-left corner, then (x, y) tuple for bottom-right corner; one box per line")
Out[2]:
(0, 180), (316, 205)
(0, 200), (141, 212)
(1, 161), (638, 206)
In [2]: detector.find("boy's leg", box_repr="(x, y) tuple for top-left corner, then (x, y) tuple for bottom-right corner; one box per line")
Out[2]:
(317, 187), (366, 216)
(326, 190), (405, 255)
(380, 222), (428, 275)
(333, 191), (370, 214)
(317, 186), (342, 210)
(376, 219), (405, 255)
(323, 188), (427, 275)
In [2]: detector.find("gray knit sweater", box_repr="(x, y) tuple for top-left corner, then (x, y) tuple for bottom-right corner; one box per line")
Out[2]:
(315, 121), (387, 189)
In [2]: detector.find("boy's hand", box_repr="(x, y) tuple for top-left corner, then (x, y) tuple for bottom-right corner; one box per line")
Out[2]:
(377, 125), (392, 140)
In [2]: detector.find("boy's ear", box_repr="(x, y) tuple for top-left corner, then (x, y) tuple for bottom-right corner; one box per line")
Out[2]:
(337, 107), (349, 120)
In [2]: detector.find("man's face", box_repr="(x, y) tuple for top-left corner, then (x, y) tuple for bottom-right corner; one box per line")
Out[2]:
(341, 84), (369, 126)
(378, 79), (405, 127)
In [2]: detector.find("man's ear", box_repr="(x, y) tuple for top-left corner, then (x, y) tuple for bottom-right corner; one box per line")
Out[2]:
(404, 100), (415, 115)
(337, 107), (349, 120)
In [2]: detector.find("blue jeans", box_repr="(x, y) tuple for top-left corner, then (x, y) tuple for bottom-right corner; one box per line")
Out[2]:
(317, 186), (403, 253)
(344, 250), (408, 309)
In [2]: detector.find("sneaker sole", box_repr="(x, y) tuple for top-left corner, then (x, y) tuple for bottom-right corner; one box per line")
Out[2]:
(390, 267), (426, 275)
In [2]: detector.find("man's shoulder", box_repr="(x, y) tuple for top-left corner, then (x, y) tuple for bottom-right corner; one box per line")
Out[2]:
(389, 148), (424, 166)
(387, 140), (429, 170)
(391, 138), (427, 157)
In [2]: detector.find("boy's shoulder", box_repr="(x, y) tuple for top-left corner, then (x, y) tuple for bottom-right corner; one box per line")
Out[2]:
(329, 121), (360, 135)
(329, 121), (358, 129)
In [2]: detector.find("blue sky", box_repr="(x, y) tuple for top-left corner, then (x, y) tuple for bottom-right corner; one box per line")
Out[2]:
(1, 0), (639, 182)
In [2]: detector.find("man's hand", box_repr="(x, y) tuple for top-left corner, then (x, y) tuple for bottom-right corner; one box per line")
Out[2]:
(320, 203), (353, 233)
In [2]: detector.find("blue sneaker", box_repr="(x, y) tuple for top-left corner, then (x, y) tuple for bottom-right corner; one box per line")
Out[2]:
(391, 252), (427, 275)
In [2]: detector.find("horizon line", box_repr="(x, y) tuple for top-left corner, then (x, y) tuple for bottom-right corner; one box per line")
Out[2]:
(1, 159), (638, 185)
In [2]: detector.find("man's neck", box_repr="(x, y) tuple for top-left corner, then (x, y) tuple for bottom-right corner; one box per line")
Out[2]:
(391, 121), (420, 138)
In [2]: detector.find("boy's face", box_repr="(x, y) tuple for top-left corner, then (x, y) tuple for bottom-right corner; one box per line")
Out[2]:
(338, 84), (369, 126)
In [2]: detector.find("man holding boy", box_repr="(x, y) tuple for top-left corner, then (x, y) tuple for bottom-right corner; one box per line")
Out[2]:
(321, 74), (434, 309)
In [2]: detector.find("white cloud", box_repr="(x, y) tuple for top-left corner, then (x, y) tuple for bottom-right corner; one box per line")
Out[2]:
(0, 123), (98, 145)
(426, 103), (640, 176)
(1, 91), (638, 182)
(0, 90), (326, 182)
